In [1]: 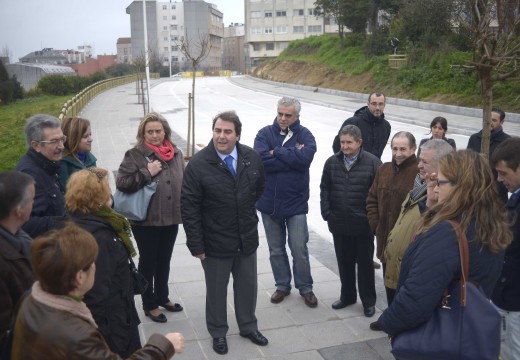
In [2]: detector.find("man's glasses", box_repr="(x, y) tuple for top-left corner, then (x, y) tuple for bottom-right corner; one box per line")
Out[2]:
(38, 136), (67, 145)
(369, 102), (385, 107)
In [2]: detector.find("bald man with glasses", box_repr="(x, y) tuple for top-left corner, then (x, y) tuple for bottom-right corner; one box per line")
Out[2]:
(15, 114), (66, 237)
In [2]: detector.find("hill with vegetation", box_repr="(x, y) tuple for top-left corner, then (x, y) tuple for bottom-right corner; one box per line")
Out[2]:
(252, 34), (520, 113)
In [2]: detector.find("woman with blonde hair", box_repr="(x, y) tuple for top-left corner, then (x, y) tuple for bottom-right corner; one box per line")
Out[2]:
(60, 117), (97, 186)
(116, 113), (185, 323)
(12, 222), (184, 359)
(378, 150), (512, 336)
(66, 168), (141, 357)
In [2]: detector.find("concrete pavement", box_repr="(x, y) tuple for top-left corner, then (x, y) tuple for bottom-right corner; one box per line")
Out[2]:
(79, 76), (517, 360)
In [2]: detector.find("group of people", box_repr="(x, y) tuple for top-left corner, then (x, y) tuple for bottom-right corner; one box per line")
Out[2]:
(1, 91), (518, 359)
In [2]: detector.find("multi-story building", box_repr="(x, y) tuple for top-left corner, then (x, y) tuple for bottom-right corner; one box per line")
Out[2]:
(245, 0), (337, 67)
(20, 48), (86, 65)
(117, 37), (133, 64)
(126, 0), (224, 71)
(222, 24), (245, 73)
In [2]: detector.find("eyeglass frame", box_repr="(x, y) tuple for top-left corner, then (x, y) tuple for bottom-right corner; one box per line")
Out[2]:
(36, 136), (67, 146)
(436, 179), (452, 187)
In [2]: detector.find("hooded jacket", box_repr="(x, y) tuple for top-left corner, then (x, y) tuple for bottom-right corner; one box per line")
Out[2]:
(332, 106), (391, 159)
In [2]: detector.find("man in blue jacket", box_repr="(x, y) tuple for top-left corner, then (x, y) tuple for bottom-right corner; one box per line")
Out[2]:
(491, 137), (520, 360)
(254, 97), (318, 308)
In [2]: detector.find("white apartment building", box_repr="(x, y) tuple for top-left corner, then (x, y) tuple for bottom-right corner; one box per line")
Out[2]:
(245, 0), (339, 67)
(126, 0), (223, 71)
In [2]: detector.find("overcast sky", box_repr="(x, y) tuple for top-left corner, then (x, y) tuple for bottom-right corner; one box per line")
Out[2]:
(0, 0), (245, 62)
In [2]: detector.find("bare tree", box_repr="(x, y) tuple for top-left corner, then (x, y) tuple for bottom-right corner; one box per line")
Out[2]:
(132, 53), (147, 115)
(0, 46), (12, 62)
(460, 0), (520, 156)
(176, 32), (212, 157)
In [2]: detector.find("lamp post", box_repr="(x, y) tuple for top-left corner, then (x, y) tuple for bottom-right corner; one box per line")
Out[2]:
(142, 0), (151, 113)
(168, 0), (172, 77)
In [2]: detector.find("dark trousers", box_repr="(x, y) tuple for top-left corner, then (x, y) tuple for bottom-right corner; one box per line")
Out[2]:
(382, 263), (396, 305)
(132, 224), (178, 311)
(332, 232), (376, 308)
(201, 252), (258, 338)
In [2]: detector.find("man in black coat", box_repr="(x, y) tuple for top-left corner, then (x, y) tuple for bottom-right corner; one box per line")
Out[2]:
(15, 114), (66, 238)
(491, 137), (520, 359)
(181, 111), (267, 355)
(467, 107), (511, 202)
(321, 125), (382, 317)
(331, 91), (391, 159)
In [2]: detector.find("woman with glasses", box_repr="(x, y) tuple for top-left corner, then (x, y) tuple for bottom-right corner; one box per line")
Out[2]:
(11, 222), (184, 359)
(417, 117), (456, 157)
(116, 113), (185, 323)
(378, 150), (512, 337)
(60, 117), (97, 187)
(65, 167), (142, 357)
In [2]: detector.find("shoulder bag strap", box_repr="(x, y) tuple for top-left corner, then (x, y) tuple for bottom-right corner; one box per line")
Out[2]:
(447, 220), (469, 307)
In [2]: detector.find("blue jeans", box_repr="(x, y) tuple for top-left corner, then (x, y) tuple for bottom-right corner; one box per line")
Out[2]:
(261, 212), (313, 295)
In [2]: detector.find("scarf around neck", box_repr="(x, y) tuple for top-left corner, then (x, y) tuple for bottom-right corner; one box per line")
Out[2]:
(145, 140), (174, 161)
(91, 205), (136, 257)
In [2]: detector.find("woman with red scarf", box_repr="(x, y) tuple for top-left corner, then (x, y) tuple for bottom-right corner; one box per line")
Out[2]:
(116, 113), (185, 323)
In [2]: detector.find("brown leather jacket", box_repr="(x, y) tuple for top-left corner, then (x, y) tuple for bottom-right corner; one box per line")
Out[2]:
(116, 143), (185, 226)
(366, 155), (418, 260)
(12, 283), (175, 360)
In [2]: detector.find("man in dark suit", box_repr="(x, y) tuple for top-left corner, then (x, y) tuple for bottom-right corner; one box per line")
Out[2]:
(491, 137), (520, 360)
(181, 111), (267, 355)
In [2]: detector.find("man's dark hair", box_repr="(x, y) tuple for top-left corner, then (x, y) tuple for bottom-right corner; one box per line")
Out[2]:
(492, 108), (506, 122)
(0, 171), (35, 220)
(339, 124), (362, 142)
(212, 111), (242, 137)
(491, 137), (520, 170)
(368, 92), (385, 103)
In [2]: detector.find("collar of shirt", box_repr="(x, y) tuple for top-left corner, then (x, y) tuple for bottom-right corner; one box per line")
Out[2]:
(343, 150), (360, 166)
(216, 147), (238, 163)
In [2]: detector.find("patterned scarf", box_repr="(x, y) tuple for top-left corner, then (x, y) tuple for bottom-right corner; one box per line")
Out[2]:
(409, 173), (427, 201)
(145, 140), (174, 161)
(91, 205), (136, 257)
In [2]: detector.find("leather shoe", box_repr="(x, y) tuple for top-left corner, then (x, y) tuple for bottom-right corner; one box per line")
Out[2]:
(270, 290), (290, 304)
(302, 291), (318, 308)
(364, 306), (376, 317)
(240, 330), (268, 346)
(160, 302), (183, 312)
(331, 299), (356, 310)
(373, 261), (381, 269)
(144, 310), (167, 323)
(370, 320), (382, 331)
(212, 337), (228, 355)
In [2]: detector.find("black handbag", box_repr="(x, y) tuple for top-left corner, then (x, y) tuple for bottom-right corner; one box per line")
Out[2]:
(391, 220), (501, 360)
(129, 257), (149, 295)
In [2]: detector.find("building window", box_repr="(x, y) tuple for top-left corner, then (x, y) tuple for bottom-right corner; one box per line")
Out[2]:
(251, 11), (261, 18)
(276, 26), (287, 33)
(266, 43), (274, 51)
(171, 46), (179, 51)
(172, 56), (178, 62)
(171, 35), (178, 41)
(253, 43), (260, 51)
(164, 47), (168, 51)
(265, 11), (272, 18)
(293, 9), (304, 16)
(163, 26), (168, 30)
(264, 26), (273, 34)
(171, 4), (175, 9)
(308, 8), (317, 16)
(308, 25), (322, 33)
(276, 10), (286, 17)
(172, 15), (176, 20)
(163, 15), (167, 20)
(171, 25), (178, 30)
(164, 37), (168, 41)
(293, 26), (304, 33)
(250, 27), (262, 35)
(162, 5), (167, 10)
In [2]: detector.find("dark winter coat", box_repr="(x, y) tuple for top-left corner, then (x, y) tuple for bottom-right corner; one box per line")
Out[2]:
(0, 226), (34, 348)
(254, 118), (316, 219)
(116, 143), (185, 226)
(366, 155), (418, 260)
(320, 150), (382, 235)
(332, 106), (391, 158)
(492, 191), (520, 311)
(181, 141), (265, 258)
(59, 151), (97, 187)
(70, 213), (141, 357)
(15, 149), (66, 238)
(379, 220), (505, 336)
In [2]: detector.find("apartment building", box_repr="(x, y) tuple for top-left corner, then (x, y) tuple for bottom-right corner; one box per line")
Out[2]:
(222, 24), (245, 73)
(117, 38), (133, 64)
(245, 0), (338, 67)
(126, 0), (224, 71)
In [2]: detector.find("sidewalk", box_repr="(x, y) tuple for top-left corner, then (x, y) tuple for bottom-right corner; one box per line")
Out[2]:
(79, 76), (514, 359)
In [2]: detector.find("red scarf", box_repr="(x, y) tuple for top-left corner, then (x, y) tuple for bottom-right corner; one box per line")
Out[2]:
(145, 140), (174, 161)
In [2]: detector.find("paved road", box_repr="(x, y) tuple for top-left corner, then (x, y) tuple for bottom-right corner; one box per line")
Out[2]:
(80, 76), (517, 360)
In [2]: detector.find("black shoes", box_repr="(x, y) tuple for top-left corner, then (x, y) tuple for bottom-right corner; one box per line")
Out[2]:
(144, 310), (167, 323)
(364, 306), (376, 317)
(160, 302), (183, 312)
(240, 330), (268, 346)
(370, 320), (382, 331)
(212, 337), (228, 355)
(331, 299), (356, 310)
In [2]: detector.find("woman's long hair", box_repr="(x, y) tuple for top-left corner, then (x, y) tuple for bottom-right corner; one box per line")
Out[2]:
(61, 117), (91, 162)
(419, 150), (512, 252)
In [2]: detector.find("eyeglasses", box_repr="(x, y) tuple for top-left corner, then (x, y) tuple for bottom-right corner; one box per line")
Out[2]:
(436, 179), (452, 187)
(38, 136), (67, 145)
(369, 102), (385, 107)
